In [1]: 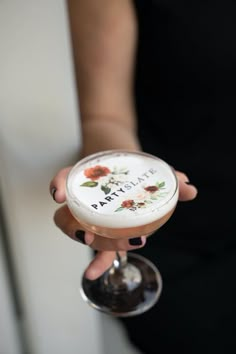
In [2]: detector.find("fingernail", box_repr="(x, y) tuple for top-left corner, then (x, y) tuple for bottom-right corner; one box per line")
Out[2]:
(129, 237), (142, 246)
(51, 187), (57, 201)
(185, 181), (195, 187)
(75, 230), (86, 244)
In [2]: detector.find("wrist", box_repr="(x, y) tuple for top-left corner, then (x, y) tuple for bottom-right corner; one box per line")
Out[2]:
(80, 117), (141, 157)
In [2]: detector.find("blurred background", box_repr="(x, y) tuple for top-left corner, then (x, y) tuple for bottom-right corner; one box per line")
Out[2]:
(0, 1), (140, 353)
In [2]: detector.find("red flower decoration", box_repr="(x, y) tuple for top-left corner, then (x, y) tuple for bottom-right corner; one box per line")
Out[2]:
(84, 165), (111, 180)
(144, 186), (158, 193)
(122, 200), (134, 208)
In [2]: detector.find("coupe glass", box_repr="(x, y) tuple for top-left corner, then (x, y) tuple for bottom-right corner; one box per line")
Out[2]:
(66, 150), (179, 317)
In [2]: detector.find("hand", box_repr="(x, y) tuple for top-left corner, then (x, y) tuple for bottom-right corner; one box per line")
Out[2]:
(49, 166), (197, 280)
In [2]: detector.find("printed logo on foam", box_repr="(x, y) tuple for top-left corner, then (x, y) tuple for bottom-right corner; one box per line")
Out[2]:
(67, 153), (178, 227)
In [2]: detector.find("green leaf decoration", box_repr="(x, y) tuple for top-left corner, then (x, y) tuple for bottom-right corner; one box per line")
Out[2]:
(112, 169), (129, 175)
(80, 181), (98, 187)
(101, 185), (111, 195)
(115, 207), (124, 212)
(157, 181), (165, 188)
(158, 192), (167, 197)
(145, 200), (153, 204)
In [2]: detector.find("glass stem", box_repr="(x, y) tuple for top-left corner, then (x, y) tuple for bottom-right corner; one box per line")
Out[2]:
(104, 252), (142, 294)
(113, 251), (128, 270)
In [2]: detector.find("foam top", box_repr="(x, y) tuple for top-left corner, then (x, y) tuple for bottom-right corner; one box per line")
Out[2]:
(66, 150), (179, 228)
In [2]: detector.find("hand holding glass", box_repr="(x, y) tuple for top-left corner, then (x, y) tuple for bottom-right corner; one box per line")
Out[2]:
(66, 150), (179, 317)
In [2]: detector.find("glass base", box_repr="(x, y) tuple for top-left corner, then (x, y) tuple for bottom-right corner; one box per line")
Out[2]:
(80, 252), (163, 317)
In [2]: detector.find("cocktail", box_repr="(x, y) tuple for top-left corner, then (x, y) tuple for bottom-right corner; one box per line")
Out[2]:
(66, 150), (179, 317)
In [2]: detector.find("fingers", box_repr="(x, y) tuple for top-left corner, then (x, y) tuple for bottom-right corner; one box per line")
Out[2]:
(178, 179), (198, 201)
(54, 204), (147, 251)
(54, 204), (146, 281)
(50, 165), (197, 282)
(175, 170), (198, 201)
(49, 166), (72, 203)
(84, 251), (117, 280)
(53, 204), (85, 238)
(84, 251), (128, 280)
(88, 234), (146, 251)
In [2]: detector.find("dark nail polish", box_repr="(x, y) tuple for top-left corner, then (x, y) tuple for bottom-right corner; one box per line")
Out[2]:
(185, 181), (193, 186)
(129, 237), (142, 246)
(75, 230), (86, 244)
(51, 187), (57, 201)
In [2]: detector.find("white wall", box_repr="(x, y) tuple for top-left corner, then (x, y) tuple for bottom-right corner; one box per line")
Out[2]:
(0, 228), (21, 354)
(0, 1), (103, 353)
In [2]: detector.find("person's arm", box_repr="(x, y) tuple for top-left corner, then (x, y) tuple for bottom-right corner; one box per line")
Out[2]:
(50, 0), (198, 280)
(51, 0), (145, 280)
(66, 0), (140, 156)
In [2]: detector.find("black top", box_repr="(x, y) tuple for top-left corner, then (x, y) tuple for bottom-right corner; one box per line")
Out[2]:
(119, 2), (236, 353)
(133, 0), (236, 239)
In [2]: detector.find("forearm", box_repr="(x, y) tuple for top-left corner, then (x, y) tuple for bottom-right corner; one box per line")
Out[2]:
(66, 0), (139, 157)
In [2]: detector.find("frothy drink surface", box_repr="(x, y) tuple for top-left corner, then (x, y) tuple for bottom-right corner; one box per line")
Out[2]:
(66, 151), (178, 229)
